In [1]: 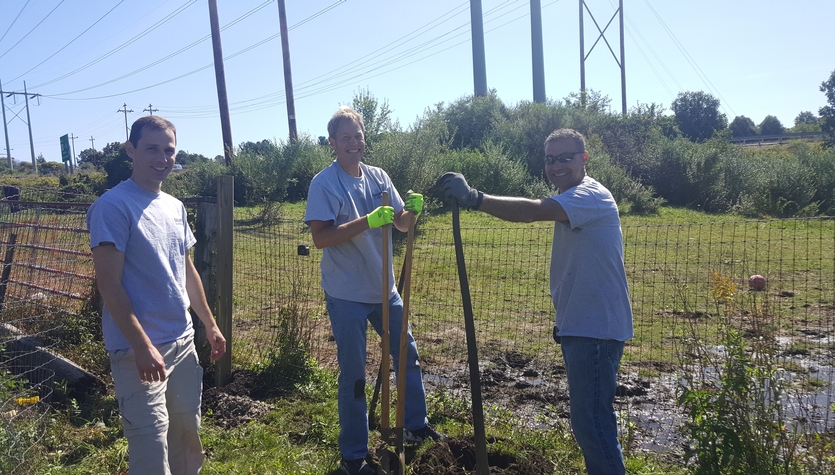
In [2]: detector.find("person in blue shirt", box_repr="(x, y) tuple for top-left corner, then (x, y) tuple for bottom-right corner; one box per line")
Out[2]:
(305, 106), (444, 475)
(439, 128), (633, 475)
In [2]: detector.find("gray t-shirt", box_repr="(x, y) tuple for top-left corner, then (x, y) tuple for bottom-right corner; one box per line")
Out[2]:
(87, 179), (196, 351)
(304, 161), (404, 303)
(549, 176), (634, 341)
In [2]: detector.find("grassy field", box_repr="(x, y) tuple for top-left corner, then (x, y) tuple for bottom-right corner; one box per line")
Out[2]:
(2, 201), (834, 474)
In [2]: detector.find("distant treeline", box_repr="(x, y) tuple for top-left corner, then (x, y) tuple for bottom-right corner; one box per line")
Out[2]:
(5, 91), (835, 218)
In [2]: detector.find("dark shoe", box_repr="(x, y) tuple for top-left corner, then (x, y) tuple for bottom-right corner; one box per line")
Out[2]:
(340, 457), (375, 475)
(404, 424), (447, 444)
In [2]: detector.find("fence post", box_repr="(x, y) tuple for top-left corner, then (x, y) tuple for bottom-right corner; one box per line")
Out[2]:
(215, 176), (234, 387)
(0, 233), (18, 312)
(192, 199), (218, 364)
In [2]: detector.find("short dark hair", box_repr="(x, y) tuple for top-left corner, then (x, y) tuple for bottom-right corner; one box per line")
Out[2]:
(128, 115), (177, 148)
(544, 128), (586, 152)
(327, 106), (365, 139)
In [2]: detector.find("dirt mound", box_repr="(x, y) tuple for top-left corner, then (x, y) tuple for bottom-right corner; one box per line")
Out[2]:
(201, 369), (273, 428)
(410, 436), (553, 475)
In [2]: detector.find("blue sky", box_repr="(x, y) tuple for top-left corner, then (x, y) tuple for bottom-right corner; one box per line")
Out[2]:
(1, 0), (833, 164)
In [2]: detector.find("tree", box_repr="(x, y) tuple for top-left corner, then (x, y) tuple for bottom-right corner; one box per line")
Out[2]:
(78, 148), (105, 169)
(792, 111), (821, 133)
(671, 91), (727, 142)
(352, 87), (394, 149)
(729, 116), (758, 137)
(563, 89), (612, 114)
(794, 111), (818, 126)
(175, 150), (210, 166)
(820, 68), (835, 148)
(758, 115), (784, 135)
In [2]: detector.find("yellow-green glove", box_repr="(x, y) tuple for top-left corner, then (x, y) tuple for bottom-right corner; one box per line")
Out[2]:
(404, 190), (423, 217)
(367, 205), (394, 229)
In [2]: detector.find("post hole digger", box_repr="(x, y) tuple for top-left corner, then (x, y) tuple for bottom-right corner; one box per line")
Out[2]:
(374, 191), (426, 475)
(370, 194), (488, 475)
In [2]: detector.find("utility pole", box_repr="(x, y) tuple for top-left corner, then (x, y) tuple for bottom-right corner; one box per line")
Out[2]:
(0, 78), (11, 169)
(579, 0), (627, 114)
(277, 0), (298, 144)
(144, 103), (158, 115)
(89, 136), (96, 150)
(208, 0), (234, 166)
(118, 103), (133, 141)
(530, 0), (546, 103)
(469, 0), (487, 97)
(24, 82), (38, 174)
(69, 133), (78, 173)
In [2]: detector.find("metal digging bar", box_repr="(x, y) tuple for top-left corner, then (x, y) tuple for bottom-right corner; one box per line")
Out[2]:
(451, 200), (490, 475)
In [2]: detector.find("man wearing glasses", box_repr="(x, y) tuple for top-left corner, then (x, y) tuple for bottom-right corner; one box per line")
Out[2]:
(438, 128), (632, 475)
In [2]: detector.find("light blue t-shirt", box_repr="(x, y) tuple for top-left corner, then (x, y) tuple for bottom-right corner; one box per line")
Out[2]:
(304, 161), (404, 303)
(86, 179), (196, 351)
(549, 176), (633, 341)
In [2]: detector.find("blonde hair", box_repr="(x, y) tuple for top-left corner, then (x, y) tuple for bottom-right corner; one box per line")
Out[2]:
(327, 105), (365, 139)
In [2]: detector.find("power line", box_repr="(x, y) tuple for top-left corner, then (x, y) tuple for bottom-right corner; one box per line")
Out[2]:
(8, 1), (125, 84)
(0, 0), (32, 45)
(0, 0), (65, 61)
(30, 0), (197, 89)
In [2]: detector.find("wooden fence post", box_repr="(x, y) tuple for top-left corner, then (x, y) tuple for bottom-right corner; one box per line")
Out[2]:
(216, 176), (234, 387)
(191, 199), (218, 364)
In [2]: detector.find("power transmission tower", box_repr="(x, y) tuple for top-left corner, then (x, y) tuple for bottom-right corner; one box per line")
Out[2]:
(143, 104), (158, 115)
(579, 0), (627, 114)
(89, 136), (95, 150)
(0, 78), (11, 169)
(0, 79), (41, 172)
(118, 103), (133, 141)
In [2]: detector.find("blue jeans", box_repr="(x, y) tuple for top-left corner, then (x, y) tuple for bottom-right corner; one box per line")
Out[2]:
(325, 293), (429, 460)
(561, 336), (625, 475)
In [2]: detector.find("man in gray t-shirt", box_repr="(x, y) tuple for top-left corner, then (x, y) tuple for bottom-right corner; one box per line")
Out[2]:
(87, 116), (226, 475)
(305, 106), (444, 475)
(439, 128), (633, 475)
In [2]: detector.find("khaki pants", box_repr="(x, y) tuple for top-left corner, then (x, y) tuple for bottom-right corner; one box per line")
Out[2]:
(110, 335), (205, 475)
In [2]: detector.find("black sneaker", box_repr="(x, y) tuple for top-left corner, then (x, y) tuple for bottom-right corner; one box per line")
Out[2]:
(340, 457), (375, 475)
(404, 424), (447, 444)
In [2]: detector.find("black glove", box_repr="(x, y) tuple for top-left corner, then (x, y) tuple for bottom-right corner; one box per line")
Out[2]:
(553, 325), (561, 344)
(437, 172), (484, 210)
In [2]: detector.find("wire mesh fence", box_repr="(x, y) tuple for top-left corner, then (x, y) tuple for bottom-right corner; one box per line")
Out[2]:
(1, 188), (833, 456)
(232, 211), (835, 451)
(0, 191), (97, 473)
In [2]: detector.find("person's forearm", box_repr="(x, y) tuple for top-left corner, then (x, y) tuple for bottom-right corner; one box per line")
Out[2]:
(478, 195), (543, 222)
(393, 210), (416, 232)
(311, 216), (370, 249)
(185, 257), (219, 330)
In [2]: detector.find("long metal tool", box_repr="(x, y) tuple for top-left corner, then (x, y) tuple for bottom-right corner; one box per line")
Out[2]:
(394, 213), (417, 475)
(451, 200), (490, 475)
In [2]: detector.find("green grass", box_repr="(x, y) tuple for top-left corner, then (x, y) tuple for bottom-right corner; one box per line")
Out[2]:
(3, 203), (834, 474)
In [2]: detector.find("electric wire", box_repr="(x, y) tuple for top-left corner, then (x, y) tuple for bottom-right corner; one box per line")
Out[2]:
(641, 0), (736, 117)
(30, 0), (198, 89)
(0, 0), (64, 58)
(8, 1), (125, 84)
(0, 0), (31, 45)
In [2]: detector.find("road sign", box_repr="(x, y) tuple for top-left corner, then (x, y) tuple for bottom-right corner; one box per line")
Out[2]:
(60, 134), (71, 163)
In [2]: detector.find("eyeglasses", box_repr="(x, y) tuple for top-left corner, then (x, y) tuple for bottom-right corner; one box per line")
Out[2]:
(544, 152), (582, 165)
